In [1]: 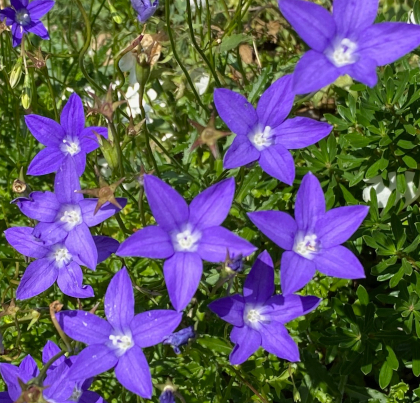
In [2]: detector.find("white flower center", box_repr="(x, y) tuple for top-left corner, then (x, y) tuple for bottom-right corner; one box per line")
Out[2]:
(244, 306), (267, 329)
(173, 227), (201, 252)
(246, 309), (262, 323)
(248, 126), (273, 151)
(49, 245), (72, 267)
(293, 233), (320, 259)
(68, 387), (82, 402)
(328, 38), (358, 67)
(60, 137), (81, 156)
(58, 205), (83, 231)
(15, 10), (30, 25)
(109, 334), (134, 356)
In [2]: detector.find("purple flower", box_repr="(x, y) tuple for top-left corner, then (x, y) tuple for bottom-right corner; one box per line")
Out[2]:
(214, 75), (332, 185)
(56, 268), (183, 398)
(12, 158), (126, 270)
(279, 0), (420, 94)
(25, 93), (108, 177)
(131, 0), (159, 23)
(248, 172), (369, 295)
(5, 226), (119, 299)
(160, 387), (176, 403)
(209, 251), (320, 364)
(162, 326), (195, 354)
(0, 0), (54, 47)
(117, 175), (256, 311)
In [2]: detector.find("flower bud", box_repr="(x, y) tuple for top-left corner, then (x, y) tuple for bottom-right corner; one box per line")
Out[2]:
(135, 53), (151, 89)
(160, 386), (176, 403)
(12, 179), (27, 194)
(21, 73), (32, 110)
(10, 57), (23, 88)
(108, 0), (123, 23)
(96, 132), (119, 172)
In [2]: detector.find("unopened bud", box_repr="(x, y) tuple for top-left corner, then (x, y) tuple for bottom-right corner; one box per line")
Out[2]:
(12, 179), (27, 193)
(97, 132), (119, 172)
(135, 54), (151, 89)
(10, 57), (23, 88)
(21, 74), (32, 110)
(108, 0), (123, 23)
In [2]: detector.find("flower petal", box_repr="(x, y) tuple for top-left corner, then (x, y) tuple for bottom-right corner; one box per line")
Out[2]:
(93, 236), (119, 263)
(27, 147), (65, 176)
(280, 251), (316, 295)
(12, 191), (60, 222)
(27, 0), (55, 19)
(347, 56), (378, 87)
(279, 0), (336, 52)
(143, 175), (189, 232)
(66, 223), (97, 270)
(273, 117), (332, 149)
(115, 346), (152, 398)
(0, 8), (16, 25)
(60, 93), (85, 138)
(213, 88), (258, 136)
(247, 211), (297, 250)
(79, 126), (108, 153)
(260, 323), (300, 362)
(4, 227), (49, 258)
(54, 156), (83, 204)
(27, 21), (49, 39)
(189, 178), (235, 230)
(313, 245), (365, 279)
(256, 75), (294, 128)
(25, 114), (65, 146)
(259, 144), (295, 185)
(42, 341), (63, 365)
(198, 226), (256, 262)
(131, 310), (182, 348)
(208, 295), (245, 326)
(79, 198), (127, 227)
(0, 392), (12, 403)
(117, 226), (174, 259)
(32, 221), (68, 245)
(79, 391), (105, 403)
(57, 262), (94, 298)
(0, 364), (21, 401)
(223, 135), (260, 169)
(229, 326), (261, 365)
(72, 152), (87, 177)
(105, 268), (134, 332)
(11, 24), (24, 47)
(315, 205), (369, 248)
(164, 252), (202, 311)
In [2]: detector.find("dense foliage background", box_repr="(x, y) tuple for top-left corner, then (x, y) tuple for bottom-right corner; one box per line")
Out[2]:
(2, 0), (420, 401)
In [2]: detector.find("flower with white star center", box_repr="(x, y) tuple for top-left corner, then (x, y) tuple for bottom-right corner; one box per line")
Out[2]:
(58, 205), (83, 231)
(293, 233), (319, 259)
(15, 10), (30, 26)
(49, 245), (72, 268)
(109, 333), (135, 357)
(327, 38), (358, 67)
(248, 126), (273, 151)
(60, 137), (81, 156)
(172, 227), (201, 252)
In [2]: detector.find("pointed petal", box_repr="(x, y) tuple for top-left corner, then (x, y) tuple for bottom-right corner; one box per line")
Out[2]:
(143, 175), (189, 232)
(131, 310), (182, 348)
(4, 227), (49, 258)
(115, 346), (152, 398)
(68, 345), (118, 381)
(229, 326), (261, 365)
(72, 152), (87, 177)
(43, 361), (74, 401)
(65, 223), (97, 270)
(0, 9), (16, 25)
(60, 93), (85, 137)
(16, 258), (58, 300)
(259, 144), (295, 185)
(54, 156), (83, 204)
(79, 126), (108, 153)
(260, 323), (300, 362)
(198, 226), (256, 262)
(280, 251), (316, 295)
(0, 364), (21, 401)
(116, 226), (174, 259)
(347, 56), (378, 87)
(295, 172), (325, 233)
(247, 211), (297, 250)
(79, 391), (105, 403)
(18, 355), (39, 379)
(12, 191), (60, 222)
(25, 114), (65, 146)
(57, 262), (94, 298)
(0, 393), (12, 403)
(313, 245), (365, 279)
(293, 50), (340, 95)
(56, 311), (112, 345)
(27, 21), (49, 39)
(273, 117), (332, 149)
(279, 0), (336, 52)
(93, 236), (119, 263)
(333, 0), (378, 37)
(27, 0), (55, 19)
(213, 88), (258, 136)
(223, 135), (260, 169)
(11, 24), (24, 47)
(32, 221), (68, 245)
(164, 252), (202, 311)
(189, 178), (235, 230)
(11, 0), (26, 9)
(256, 75), (294, 128)
(244, 250), (274, 305)
(359, 22), (420, 66)
(79, 198), (127, 227)
(105, 268), (134, 332)
(208, 295), (245, 326)
(42, 341), (63, 365)
(27, 147), (65, 176)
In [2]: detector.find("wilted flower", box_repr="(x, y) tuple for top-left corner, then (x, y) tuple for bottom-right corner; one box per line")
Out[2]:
(86, 85), (126, 122)
(131, 0), (159, 23)
(209, 251), (320, 364)
(214, 75), (332, 184)
(279, 0), (420, 94)
(117, 176), (256, 311)
(0, 0), (55, 47)
(248, 172), (369, 295)
(162, 326), (195, 354)
(57, 268), (182, 398)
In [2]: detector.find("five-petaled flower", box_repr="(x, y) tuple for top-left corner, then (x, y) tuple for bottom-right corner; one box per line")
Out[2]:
(0, 0), (55, 47)
(248, 172), (369, 295)
(57, 268), (182, 399)
(117, 175), (256, 311)
(25, 93), (108, 177)
(12, 158), (126, 270)
(279, 0), (420, 94)
(131, 0), (159, 23)
(209, 250), (320, 364)
(214, 75), (332, 185)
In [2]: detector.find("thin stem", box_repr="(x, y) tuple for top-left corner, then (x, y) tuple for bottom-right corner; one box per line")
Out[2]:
(109, 121), (125, 177)
(43, 69), (59, 121)
(231, 367), (269, 403)
(36, 350), (67, 383)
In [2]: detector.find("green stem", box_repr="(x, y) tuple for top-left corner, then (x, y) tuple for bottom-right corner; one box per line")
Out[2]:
(109, 121), (125, 177)
(43, 69), (59, 121)
(36, 350), (67, 383)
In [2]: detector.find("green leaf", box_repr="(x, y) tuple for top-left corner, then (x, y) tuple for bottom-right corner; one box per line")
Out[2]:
(197, 336), (232, 355)
(219, 34), (251, 53)
(402, 155), (417, 169)
(379, 361), (393, 389)
(413, 341), (420, 377)
(357, 285), (369, 306)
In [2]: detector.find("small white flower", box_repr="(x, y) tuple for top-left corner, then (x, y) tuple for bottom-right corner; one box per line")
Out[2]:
(195, 73), (210, 95)
(119, 52), (138, 86)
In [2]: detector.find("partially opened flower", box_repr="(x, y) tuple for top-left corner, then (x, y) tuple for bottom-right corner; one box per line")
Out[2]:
(0, 0), (55, 47)
(13, 158), (126, 269)
(5, 226), (119, 299)
(57, 268), (183, 398)
(248, 172), (369, 295)
(214, 75), (332, 184)
(25, 93), (108, 176)
(131, 0), (159, 23)
(117, 175), (256, 311)
(279, 0), (420, 94)
(162, 326), (195, 354)
(209, 251), (320, 364)
(160, 386), (176, 403)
